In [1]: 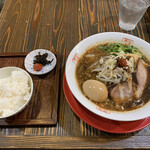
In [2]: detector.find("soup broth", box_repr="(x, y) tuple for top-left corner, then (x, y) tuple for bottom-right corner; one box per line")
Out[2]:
(75, 43), (150, 111)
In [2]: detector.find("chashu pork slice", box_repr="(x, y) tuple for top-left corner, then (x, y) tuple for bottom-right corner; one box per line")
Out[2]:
(110, 58), (149, 106)
(110, 77), (133, 105)
(133, 59), (148, 100)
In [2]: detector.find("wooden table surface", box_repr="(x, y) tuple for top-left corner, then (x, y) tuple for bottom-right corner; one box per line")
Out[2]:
(0, 0), (150, 149)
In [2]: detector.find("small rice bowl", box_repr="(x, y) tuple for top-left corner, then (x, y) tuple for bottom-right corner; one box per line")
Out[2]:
(0, 67), (33, 118)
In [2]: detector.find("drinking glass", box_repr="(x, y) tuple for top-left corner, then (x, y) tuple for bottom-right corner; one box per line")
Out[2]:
(119, 0), (150, 31)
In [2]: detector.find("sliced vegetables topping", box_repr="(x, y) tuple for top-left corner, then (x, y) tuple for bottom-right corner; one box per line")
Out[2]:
(97, 43), (144, 59)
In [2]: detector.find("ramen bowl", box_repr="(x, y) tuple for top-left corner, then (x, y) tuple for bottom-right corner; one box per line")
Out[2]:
(65, 32), (150, 121)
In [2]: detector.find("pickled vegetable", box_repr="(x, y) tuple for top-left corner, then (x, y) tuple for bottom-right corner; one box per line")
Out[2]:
(33, 52), (53, 66)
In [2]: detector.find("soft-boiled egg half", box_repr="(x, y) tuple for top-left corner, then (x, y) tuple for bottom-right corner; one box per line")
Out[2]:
(82, 80), (108, 102)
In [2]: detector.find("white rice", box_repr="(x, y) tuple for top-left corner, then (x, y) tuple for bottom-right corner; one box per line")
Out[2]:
(0, 70), (30, 117)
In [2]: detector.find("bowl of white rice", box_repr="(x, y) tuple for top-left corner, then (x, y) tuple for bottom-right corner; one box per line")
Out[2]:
(0, 67), (33, 119)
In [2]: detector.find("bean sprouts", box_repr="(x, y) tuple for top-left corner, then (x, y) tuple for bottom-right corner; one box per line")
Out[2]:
(91, 53), (136, 84)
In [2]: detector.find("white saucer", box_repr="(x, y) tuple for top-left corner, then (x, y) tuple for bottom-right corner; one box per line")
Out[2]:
(24, 49), (57, 75)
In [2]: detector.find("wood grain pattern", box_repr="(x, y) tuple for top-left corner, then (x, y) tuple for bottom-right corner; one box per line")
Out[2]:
(0, 0), (149, 149)
(0, 52), (60, 126)
(0, 52), (28, 56)
(1, 135), (150, 149)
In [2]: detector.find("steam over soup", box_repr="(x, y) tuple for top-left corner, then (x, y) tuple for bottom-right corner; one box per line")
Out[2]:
(75, 43), (150, 111)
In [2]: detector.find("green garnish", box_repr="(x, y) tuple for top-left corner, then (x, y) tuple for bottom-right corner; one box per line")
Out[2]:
(98, 45), (103, 50)
(97, 43), (145, 59)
